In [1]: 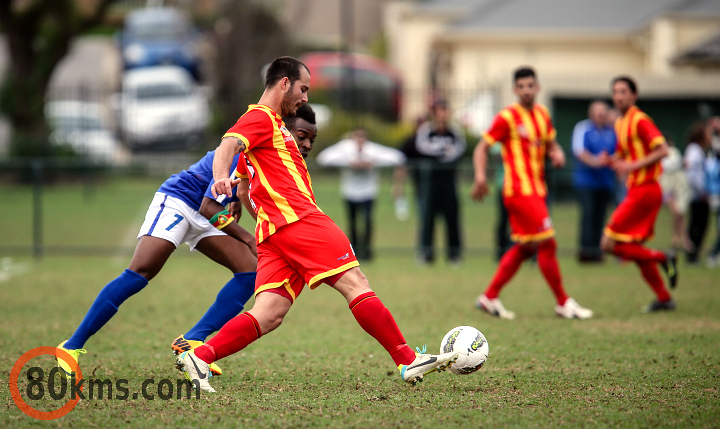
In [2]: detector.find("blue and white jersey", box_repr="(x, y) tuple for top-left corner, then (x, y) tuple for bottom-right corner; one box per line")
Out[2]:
(157, 151), (241, 211)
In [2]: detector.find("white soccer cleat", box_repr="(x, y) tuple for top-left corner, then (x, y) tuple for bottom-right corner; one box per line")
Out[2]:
(175, 351), (216, 393)
(476, 294), (516, 320)
(398, 345), (459, 386)
(555, 297), (593, 319)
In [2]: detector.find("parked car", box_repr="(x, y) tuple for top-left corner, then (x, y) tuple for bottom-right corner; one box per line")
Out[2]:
(45, 101), (126, 164)
(300, 52), (402, 121)
(118, 7), (201, 80)
(114, 66), (209, 150)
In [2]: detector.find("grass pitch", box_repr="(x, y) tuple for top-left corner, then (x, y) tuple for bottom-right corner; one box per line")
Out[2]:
(1, 176), (719, 428)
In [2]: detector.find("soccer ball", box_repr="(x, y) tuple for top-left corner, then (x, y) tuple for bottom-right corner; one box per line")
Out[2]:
(440, 326), (489, 375)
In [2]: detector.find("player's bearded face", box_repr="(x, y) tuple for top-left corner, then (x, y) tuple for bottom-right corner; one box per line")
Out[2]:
(280, 69), (311, 117)
(281, 83), (300, 116)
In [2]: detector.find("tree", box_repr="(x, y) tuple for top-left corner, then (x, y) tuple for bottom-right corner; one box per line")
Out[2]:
(0, 0), (118, 145)
(212, 0), (292, 131)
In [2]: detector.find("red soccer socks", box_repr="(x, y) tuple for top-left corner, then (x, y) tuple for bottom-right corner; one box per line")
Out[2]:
(537, 239), (569, 306)
(484, 244), (533, 300)
(638, 261), (672, 302)
(349, 292), (415, 366)
(194, 312), (262, 364)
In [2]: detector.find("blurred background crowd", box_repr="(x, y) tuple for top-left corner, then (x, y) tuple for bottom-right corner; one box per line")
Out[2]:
(1, 0), (720, 265)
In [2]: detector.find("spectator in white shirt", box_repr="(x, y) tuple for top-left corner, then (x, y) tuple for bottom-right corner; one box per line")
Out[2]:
(317, 128), (406, 260)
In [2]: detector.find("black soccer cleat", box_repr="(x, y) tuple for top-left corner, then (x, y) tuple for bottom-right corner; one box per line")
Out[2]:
(643, 299), (676, 313)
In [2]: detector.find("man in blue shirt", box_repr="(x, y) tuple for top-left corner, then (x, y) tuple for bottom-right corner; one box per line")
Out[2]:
(572, 101), (617, 262)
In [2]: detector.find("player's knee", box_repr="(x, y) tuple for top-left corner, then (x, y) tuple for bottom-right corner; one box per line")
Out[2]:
(352, 269), (370, 289)
(127, 265), (155, 281)
(261, 312), (285, 333)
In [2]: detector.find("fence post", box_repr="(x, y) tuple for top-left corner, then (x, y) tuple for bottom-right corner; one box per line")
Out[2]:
(32, 160), (43, 260)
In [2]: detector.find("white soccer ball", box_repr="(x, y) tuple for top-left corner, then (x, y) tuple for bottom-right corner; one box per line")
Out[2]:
(440, 326), (489, 375)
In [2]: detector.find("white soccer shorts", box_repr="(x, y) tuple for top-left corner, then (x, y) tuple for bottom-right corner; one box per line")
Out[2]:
(137, 193), (226, 251)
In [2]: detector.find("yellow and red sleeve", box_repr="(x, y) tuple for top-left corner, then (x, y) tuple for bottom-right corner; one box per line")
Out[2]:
(483, 113), (510, 146)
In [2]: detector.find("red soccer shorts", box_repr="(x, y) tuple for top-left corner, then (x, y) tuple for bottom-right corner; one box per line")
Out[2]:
(503, 195), (555, 243)
(604, 182), (662, 243)
(254, 211), (359, 303)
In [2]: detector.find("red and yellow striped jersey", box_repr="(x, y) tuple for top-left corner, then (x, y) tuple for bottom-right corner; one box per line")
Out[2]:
(483, 103), (557, 198)
(614, 105), (665, 188)
(224, 104), (320, 243)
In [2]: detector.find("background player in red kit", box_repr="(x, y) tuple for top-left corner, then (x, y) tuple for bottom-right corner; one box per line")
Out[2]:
(600, 76), (678, 313)
(176, 56), (459, 392)
(471, 67), (593, 320)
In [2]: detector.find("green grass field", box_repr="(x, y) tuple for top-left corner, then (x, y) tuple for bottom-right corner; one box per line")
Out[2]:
(1, 176), (719, 428)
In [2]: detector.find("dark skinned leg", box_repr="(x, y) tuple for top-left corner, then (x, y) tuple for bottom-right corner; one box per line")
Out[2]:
(128, 235), (177, 281)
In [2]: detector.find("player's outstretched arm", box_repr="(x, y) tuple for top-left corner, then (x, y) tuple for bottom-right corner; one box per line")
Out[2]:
(212, 137), (246, 198)
(471, 139), (491, 201)
(199, 197), (257, 256)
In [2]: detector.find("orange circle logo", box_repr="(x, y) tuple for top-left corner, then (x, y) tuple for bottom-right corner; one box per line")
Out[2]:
(8, 347), (83, 420)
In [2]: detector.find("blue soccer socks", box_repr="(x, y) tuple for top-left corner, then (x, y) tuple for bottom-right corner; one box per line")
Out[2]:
(65, 269), (148, 350)
(184, 272), (257, 342)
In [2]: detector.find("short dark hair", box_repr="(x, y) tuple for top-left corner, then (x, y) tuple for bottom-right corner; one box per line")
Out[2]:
(265, 56), (310, 88)
(612, 76), (637, 94)
(283, 103), (316, 129)
(513, 67), (536, 83)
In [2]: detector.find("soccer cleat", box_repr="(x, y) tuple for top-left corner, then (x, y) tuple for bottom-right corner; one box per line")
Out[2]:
(171, 335), (222, 376)
(643, 298), (676, 313)
(56, 340), (86, 379)
(175, 350), (216, 393)
(661, 252), (678, 289)
(555, 297), (593, 319)
(476, 294), (516, 320)
(398, 345), (459, 386)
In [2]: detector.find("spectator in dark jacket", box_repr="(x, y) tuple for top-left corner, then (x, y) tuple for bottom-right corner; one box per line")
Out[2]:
(402, 99), (466, 265)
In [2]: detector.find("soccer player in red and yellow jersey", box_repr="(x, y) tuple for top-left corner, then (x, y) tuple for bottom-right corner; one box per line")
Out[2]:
(175, 57), (459, 392)
(471, 67), (593, 320)
(600, 76), (677, 313)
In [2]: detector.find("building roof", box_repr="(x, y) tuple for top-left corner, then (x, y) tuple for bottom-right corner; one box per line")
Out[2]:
(416, 0), (720, 33)
(675, 32), (720, 65)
